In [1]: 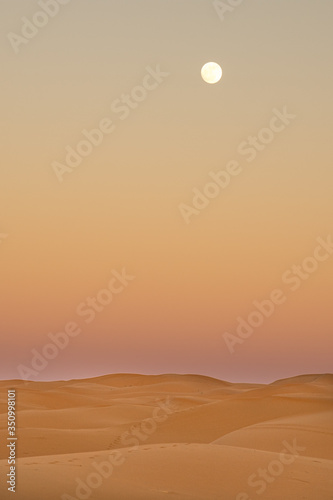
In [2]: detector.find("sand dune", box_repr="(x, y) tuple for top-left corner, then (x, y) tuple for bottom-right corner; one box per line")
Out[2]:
(0, 373), (332, 499)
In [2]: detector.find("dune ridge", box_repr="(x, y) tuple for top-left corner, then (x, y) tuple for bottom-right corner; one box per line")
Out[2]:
(0, 373), (332, 499)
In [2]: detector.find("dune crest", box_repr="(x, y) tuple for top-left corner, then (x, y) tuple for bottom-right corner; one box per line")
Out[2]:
(0, 373), (332, 499)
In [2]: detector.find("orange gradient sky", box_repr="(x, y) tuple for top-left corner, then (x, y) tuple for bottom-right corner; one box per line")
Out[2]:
(1, 0), (333, 382)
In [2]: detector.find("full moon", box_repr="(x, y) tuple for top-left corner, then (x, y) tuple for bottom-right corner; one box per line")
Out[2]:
(201, 62), (222, 84)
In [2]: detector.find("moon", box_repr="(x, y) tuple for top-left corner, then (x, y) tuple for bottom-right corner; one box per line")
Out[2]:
(201, 62), (222, 84)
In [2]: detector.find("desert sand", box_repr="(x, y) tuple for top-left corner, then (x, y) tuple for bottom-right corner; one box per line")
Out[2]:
(0, 373), (332, 499)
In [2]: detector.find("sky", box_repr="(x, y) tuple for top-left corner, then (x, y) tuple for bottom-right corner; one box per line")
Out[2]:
(1, 0), (332, 383)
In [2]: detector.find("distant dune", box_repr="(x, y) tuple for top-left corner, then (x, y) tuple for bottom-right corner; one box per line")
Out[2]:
(0, 374), (332, 499)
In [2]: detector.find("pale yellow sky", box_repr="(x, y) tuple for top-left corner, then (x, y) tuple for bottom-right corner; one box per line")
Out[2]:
(1, 0), (333, 382)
